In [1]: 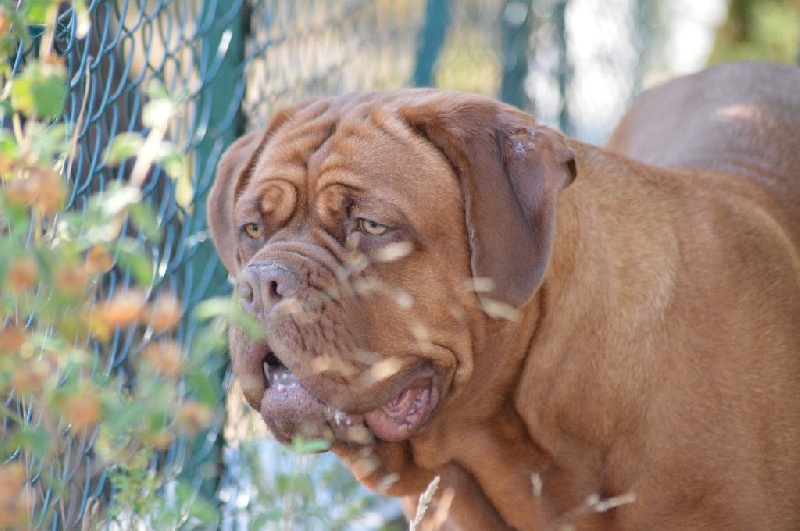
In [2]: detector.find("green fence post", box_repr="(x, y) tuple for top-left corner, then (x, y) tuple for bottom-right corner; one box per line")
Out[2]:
(181, 0), (247, 503)
(413, 0), (450, 87)
(501, 0), (533, 109)
(554, 0), (572, 135)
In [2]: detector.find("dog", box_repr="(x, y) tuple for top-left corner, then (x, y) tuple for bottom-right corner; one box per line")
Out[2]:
(207, 61), (800, 529)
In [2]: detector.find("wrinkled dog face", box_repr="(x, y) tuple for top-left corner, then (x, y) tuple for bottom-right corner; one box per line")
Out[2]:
(207, 90), (575, 447)
(211, 94), (473, 446)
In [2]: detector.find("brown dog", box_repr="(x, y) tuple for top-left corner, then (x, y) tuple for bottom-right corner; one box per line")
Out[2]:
(207, 61), (800, 529)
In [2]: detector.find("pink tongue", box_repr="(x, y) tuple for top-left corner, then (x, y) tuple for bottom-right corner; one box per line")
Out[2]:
(363, 386), (431, 442)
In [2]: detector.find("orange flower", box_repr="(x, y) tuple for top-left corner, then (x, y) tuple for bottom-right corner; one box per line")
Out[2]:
(11, 360), (50, 395)
(5, 255), (39, 293)
(4, 171), (67, 216)
(61, 391), (102, 432)
(0, 463), (31, 528)
(145, 292), (183, 333)
(4, 177), (39, 208)
(140, 340), (185, 378)
(177, 401), (214, 432)
(85, 245), (113, 275)
(0, 326), (27, 353)
(31, 170), (66, 217)
(54, 262), (90, 296)
(99, 289), (147, 328)
(144, 429), (174, 451)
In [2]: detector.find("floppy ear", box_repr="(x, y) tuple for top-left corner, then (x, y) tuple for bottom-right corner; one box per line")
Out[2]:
(399, 95), (576, 307)
(207, 103), (319, 273)
(206, 130), (265, 274)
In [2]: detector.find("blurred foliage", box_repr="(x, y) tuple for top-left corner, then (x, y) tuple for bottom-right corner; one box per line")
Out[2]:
(710, 0), (800, 64)
(243, 438), (374, 530)
(0, 1), (220, 528)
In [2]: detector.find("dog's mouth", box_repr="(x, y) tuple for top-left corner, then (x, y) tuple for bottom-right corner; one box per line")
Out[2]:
(259, 350), (440, 446)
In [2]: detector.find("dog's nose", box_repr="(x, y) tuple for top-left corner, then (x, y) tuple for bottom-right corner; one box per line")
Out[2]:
(237, 262), (300, 316)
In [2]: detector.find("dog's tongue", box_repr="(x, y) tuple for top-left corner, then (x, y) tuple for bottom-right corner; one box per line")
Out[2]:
(259, 369), (434, 444)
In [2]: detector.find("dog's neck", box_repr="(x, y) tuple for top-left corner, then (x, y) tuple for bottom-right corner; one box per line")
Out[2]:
(521, 142), (681, 443)
(545, 141), (680, 338)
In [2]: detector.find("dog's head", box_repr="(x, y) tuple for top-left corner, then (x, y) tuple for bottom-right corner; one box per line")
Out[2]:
(207, 90), (575, 446)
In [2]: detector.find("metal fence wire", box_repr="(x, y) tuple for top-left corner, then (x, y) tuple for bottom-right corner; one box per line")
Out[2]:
(3, 0), (663, 528)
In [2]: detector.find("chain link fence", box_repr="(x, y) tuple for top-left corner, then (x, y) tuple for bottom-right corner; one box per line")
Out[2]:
(3, 0), (737, 528)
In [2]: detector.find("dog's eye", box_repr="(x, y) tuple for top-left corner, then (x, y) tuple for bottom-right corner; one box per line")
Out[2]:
(242, 222), (263, 239)
(357, 218), (389, 236)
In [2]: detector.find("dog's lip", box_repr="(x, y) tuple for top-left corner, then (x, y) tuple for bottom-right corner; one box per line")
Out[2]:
(362, 375), (440, 442)
(262, 351), (288, 388)
(258, 352), (441, 445)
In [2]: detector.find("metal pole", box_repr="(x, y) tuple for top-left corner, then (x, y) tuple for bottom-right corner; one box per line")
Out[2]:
(182, 0), (248, 503)
(554, 0), (571, 135)
(500, 0), (533, 109)
(413, 0), (450, 87)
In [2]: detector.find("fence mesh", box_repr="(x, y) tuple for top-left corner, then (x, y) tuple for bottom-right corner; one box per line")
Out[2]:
(2, 0), (720, 528)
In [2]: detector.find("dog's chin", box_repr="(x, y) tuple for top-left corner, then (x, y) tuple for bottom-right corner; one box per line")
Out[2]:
(258, 353), (441, 447)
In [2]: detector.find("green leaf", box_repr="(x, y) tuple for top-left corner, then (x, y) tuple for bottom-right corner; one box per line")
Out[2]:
(30, 123), (71, 161)
(250, 508), (282, 528)
(291, 436), (332, 454)
(186, 495), (219, 525)
(23, 0), (57, 24)
(0, 97), (12, 121)
(193, 297), (237, 321)
(127, 201), (161, 240)
(104, 133), (145, 165)
(275, 474), (292, 496)
(143, 81), (171, 102)
(10, 426), (52, 460)
(186, 369), (220, 405)
(9, 61), (67, 118)
(4, 10), (32, 52)
(116, 241), (155, 285)
(0, 200), (33, 242)
(158, 147), (183, 179)
(291, 473), (314, 498)
(194, 297), (265, 340)
(0, 129), (17, 159)
(104, 400), (146, 435)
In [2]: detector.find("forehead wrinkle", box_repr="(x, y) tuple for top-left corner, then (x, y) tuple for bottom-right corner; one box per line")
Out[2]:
(315, 147), (459, 234)
(315, 102), (432, 179)
(367, 104), (458, 181)
(313, 104), (458, 202)
(252, 111), (338, 193)
(267, 116), (337, 167)
(368, 104), (429, 150)
(313, 120), (373, 180)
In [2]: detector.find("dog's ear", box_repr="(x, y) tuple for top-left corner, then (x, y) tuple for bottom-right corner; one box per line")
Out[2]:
(207, 104), (316, 274)
(399, 94), (576, 308)
(207, 130), (264, 274)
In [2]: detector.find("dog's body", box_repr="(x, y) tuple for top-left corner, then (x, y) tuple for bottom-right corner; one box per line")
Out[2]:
(208, 61), (800, 529)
